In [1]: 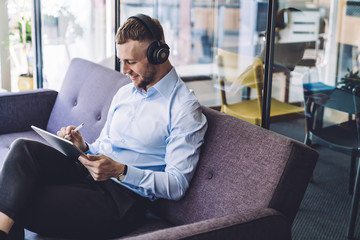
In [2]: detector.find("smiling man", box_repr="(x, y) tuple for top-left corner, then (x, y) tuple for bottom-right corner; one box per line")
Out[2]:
(0, 14), (207, 240)
(116, 16), (171, 91)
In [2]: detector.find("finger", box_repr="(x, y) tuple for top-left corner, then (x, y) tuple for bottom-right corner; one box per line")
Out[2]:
(86, 154), (102, 161)
(72, 129), (81, 137)
(89, 172), (102, 181)
(78, 155), (96, 167)
(66, 126), (75, 136)
(71, 130), (83, 141)
(78, 154), (89, 161)
(57, 127), (65, 137)
(78, 155), (88, 165)
(84, 164), (103, 181)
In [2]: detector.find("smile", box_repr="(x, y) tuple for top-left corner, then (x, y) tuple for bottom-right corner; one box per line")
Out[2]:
(127, 74), (139, 81)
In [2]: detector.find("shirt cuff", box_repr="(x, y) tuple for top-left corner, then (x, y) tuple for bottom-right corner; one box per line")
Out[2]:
(85, 142), (96, 155)
(122, 165), (144, 186)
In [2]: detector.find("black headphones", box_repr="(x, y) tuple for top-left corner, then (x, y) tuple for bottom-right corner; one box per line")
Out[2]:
(128, 14), (170, 65)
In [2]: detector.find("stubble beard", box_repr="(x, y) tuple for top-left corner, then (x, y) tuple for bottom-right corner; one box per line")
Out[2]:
(137, 65), (157, 91)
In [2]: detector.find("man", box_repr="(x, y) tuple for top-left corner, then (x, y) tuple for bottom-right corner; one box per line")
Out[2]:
(0, 14), (207, 239)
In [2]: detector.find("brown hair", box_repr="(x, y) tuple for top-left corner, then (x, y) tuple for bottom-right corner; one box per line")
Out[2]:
(116, 16), (165, 44)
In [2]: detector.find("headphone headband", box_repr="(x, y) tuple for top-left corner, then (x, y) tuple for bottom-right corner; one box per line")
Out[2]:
(128, 14), (162, 42)
(127, 14), (170, 65)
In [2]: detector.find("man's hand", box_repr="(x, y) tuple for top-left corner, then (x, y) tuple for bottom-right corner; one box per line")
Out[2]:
(57, 126), (88, 152)
(78, 154), (125, 181)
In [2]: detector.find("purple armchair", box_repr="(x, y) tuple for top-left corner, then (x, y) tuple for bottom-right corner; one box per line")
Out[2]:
(0, 58), (318, 240)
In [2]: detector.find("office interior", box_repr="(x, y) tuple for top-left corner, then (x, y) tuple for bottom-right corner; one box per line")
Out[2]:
(1, 0), (360, 238)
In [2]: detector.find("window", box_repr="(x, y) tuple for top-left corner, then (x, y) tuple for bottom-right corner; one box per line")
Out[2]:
(6, 0), (33, 91)
(41, 0), (116, 90)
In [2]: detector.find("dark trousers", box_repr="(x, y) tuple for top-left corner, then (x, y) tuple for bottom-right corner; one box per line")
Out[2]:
(0, 138), (148, 240)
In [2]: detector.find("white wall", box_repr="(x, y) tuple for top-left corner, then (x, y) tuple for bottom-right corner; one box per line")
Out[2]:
(0, 0), (11, 91)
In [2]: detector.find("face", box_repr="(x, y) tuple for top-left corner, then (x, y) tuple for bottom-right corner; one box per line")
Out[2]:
(117, 40), (158, 91)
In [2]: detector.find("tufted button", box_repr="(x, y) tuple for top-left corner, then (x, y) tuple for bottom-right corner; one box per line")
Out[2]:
(206, 172), (213, 180)
(74, 100), (77, 106)
(97, 115), (101, 120)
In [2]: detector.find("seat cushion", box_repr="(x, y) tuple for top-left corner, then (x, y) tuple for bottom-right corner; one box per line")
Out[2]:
(0, 131), (47, 167)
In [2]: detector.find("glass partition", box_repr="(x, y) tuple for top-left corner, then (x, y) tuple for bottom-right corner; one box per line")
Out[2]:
(8, 0), (358, 137)
(269, 0), (331, 138)
(119, 0), (267, 109)
(5, 0), (116, 92)
(40, 0), (115, 90)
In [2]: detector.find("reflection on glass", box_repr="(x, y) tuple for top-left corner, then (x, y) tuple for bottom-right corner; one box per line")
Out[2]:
(269, 7), (324, 103)
(296, 2), (360, 238)
(119, 0), (265, 108)
(217, 48), (304, 126)
(269, 0), (331, 137)
(273, 0), (360, 139)
(303, 82), (357, 197)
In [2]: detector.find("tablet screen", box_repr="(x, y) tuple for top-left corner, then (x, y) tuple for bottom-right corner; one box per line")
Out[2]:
(31, 125), (85, 160)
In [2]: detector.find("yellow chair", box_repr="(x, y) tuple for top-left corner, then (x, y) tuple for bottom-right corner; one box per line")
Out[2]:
(216, 48), (304, 126)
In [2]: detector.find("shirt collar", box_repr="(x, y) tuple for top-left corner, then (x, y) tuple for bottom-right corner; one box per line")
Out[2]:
(152, 68), (178, 99)
(132, 68), (179, 99)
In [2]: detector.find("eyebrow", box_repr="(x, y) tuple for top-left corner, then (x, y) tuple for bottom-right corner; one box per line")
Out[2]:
(118, 58), (135, 62)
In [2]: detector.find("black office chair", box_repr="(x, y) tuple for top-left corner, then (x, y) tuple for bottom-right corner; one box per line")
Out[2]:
(347, 86), (360, 239)
(303, 86), (360, 197)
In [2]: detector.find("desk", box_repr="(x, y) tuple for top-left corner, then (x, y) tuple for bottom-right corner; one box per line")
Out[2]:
(303, 84), (358, 115)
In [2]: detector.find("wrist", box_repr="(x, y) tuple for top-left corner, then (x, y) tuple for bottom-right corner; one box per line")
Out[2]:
(117, 164), (127, 182)
(122, 164), (128, 175)
(82, 142), (89, 152)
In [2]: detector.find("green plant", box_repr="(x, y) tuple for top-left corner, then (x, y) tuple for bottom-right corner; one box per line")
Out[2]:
(18, 17), (32, 44)
(10, 16), (33, 77)
(338, 68), (360, 91)
(344, 68), (360, 80)
(19, 17), (32, 76)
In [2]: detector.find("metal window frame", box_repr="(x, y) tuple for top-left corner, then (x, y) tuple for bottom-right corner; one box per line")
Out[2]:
(33, 0), (43, 88)
(115, 0), (121, 72)
(261, 0), (277, 129)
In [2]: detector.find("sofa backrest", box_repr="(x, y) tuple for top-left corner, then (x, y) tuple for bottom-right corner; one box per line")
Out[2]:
(46, 58), (130, 143)
(155, 106), (317, 226)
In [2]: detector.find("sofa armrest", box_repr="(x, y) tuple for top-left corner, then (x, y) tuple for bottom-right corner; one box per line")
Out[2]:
(124, 208), (291, 240)
(0, 89), (58, 134)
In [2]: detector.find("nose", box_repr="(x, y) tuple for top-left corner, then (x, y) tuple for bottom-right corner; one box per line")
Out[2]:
(122, 62), (131, 75)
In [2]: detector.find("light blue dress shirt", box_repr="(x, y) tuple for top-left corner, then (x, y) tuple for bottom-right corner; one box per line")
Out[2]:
(87, 68), (208, 201)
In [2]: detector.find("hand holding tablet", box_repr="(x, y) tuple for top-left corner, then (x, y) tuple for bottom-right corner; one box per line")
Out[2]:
(31, 125), (86, 160)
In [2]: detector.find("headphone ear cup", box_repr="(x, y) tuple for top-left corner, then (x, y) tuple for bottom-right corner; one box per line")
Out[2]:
(147, 41), (159, 65)
(155, 43), (170, 64)
(147, 41), (170, 65)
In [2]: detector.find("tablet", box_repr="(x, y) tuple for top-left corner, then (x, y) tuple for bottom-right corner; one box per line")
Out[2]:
(31, 125), (85, 159)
